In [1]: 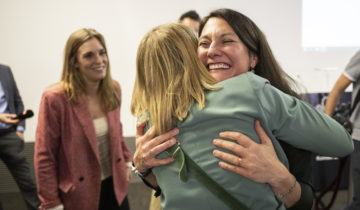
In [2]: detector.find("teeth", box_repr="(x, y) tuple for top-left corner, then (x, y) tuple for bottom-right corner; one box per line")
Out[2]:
(209, 63), (229, 70)
(93, 66), (105, 71)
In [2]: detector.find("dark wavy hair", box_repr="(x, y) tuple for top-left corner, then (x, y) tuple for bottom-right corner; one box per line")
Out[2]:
(199, 8), (300, 98)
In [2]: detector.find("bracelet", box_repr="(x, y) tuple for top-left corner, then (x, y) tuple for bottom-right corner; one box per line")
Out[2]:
(276, 176), (297, 201)
(130, 162), (152, 178)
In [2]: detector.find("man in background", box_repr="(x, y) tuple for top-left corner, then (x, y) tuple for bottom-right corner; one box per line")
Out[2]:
(325, 51), (360, 210)
(0, 64), (40, 210)
(179, 10), (200, 35)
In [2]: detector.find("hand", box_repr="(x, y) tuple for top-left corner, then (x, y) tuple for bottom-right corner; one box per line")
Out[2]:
(212, 120), (286, 184)
(133, 120), (179, 173)
(0, 113), (20, 125)
(16, 131), (24, 141)
(212, 120), (301, 207)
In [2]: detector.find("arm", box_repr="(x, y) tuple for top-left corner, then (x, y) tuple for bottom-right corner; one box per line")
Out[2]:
(133, 120), (178, 188)
(258, 78), (353, 157)
(213, 120), (302, 208)
(324, 73), (352, 116)
(0, 113), (24, 139)
(34, 92), (63, 209)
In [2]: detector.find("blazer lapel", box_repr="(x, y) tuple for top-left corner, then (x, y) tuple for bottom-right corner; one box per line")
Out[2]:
(72, 97), (101, 164)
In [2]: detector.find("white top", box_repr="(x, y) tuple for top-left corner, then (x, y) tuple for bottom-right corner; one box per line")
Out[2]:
(94, 116), (112, 180)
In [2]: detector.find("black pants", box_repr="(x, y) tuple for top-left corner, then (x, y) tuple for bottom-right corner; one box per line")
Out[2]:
(0, 131), (40, 210)
(345, 140), (360, 210)
(99, 176), (130, 210)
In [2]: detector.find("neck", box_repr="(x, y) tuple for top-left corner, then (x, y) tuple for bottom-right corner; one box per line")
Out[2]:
(85, 81), (101, 97)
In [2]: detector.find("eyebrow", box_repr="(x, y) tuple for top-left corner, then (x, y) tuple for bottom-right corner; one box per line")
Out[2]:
(199, 32), (236, 40)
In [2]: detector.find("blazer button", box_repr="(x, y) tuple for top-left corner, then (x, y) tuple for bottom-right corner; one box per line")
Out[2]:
(117, 158), (121, 162)
(79, 177), (84, 182)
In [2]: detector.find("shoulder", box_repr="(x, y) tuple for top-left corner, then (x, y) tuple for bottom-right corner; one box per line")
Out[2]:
(0, 64), (11, 75)
(112, 79), (121, 95)
(42, 82), (66, 102)
(113, 80), (121, 89)
(219, 72), (269, 93)
(344, 50), (360, 79)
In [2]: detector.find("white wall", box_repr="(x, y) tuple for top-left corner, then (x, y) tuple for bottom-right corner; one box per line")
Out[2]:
(0, 0), (357, 141)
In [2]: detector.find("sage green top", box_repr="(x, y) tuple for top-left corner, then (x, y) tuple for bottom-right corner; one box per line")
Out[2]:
(151, 73), (353, 210)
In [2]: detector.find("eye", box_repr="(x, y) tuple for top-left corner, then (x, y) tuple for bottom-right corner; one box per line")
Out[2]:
(223, 39), (234, 44)
(198, 41), (210, 47)
(99, 49), (107, 56)
(83, 52), (93, 59)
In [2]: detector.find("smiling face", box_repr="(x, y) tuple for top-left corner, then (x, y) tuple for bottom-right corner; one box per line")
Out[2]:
(75, 37), (108, 85)
(198, 17), (257, 82)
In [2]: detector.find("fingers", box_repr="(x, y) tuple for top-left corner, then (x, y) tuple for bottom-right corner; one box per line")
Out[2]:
(134, 126), (179, 172)
(213, 139), (246, 157)
(213, 149), (247, 169)
(218, 160), (249, 177)
(0, 113), (19, 124)
(254, 120), (271, 145)
(148, 137), (177, 157)
(136, 120), (148, 138)
(219, 131), (252, 148)
(150, 157), (175, 167)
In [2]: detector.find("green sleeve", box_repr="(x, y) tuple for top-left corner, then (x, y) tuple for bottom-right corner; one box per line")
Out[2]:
(252, 74), (353, 157)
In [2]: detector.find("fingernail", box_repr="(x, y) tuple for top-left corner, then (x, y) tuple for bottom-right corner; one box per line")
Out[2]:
(213, 150), (218, 155)
(213, 139), (218, 144)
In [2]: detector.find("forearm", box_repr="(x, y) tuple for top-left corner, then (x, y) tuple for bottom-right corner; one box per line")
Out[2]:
(268, 164), (301, 208)
(35, 153), (62, 208)
(324, 90), (341, 116)
(325, 73), (351, 116)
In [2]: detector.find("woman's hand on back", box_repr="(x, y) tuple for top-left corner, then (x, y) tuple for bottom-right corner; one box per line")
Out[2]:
(133, 120), (179, 173)
(212, 120), (284, 183)
(212, 120), (301, 207)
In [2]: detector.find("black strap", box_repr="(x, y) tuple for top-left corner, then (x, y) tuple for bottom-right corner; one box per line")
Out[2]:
(350, 90), (360, 115)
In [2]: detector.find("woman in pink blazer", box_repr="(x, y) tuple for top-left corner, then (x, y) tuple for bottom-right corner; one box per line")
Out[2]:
(34, 28), (132, 210)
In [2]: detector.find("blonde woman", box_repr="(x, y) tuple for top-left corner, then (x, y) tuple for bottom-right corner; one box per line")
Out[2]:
(35, 28), (132, 210)
(131, 23), (353, 210)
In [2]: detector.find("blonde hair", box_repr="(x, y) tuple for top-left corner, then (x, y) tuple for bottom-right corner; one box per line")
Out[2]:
(61, 28), (119, 110)
(131, 23), (218, 135)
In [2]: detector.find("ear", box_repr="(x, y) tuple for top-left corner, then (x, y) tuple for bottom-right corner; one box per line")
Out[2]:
(250, 53), (258, 68)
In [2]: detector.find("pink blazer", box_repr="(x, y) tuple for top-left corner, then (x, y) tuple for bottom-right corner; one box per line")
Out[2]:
(34, 82), (132, 210)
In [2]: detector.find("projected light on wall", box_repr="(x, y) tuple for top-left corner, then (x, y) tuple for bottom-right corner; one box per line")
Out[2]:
(302, 0), (360, 51)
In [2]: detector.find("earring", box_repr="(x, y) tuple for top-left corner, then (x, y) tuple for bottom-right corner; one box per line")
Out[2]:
(249, 67), (255, 73)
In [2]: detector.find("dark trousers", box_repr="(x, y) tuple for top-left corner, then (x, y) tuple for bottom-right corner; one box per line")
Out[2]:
(99, 176), (130, 210)
(0, 131), (40, 210)
(345, 140), (360, 210)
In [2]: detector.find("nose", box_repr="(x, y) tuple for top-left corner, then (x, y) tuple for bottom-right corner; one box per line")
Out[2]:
(94, 54), (103, 64)
(207, 42), (221, 58)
